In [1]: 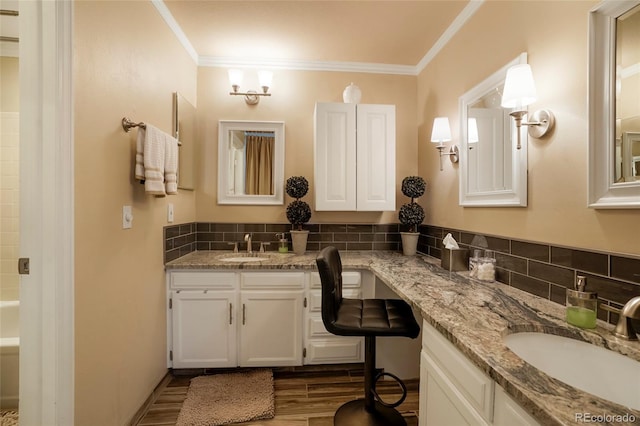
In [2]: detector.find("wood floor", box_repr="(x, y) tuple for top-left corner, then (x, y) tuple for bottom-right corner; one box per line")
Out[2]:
(135, 364), (419, 426)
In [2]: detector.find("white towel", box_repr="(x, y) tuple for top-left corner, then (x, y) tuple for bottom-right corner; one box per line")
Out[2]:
(134, 124), (179, 196)
(164, 136), (179, 195)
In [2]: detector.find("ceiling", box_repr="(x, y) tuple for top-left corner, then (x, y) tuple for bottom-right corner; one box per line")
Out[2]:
(0, 1), (476, 72)
(163, 0), (473, 72)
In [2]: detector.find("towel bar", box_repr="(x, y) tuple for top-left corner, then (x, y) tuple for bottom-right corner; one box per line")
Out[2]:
(122, 117), (145, 132)
(121, 117), (182, 146)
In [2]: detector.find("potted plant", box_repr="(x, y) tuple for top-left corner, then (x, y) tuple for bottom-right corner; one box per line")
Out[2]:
(286, 176), (312, 255)
(398, 176), (425, 255)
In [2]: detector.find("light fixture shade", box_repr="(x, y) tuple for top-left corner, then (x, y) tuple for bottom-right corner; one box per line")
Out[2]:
(228, 69), (244, 88)
(501, 64), (537, 109)
(258, 70), (273, 89)
(468, 118), (479, 143)
(431, 117), (452, 144)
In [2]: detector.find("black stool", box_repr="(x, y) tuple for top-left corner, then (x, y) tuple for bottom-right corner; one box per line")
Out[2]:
(316, 246), (420, 426)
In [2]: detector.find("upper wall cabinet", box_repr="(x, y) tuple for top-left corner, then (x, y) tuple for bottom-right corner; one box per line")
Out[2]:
(314, 102), (396, 211)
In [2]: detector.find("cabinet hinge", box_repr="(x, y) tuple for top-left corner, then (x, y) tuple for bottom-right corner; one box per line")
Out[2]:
(303, 347), (306, 358)
(303, 297), (307, 308)
(169, 350), (173, 361)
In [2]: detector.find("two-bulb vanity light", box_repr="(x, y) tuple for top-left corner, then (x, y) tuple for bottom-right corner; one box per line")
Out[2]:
(431, 117), (459, 171)
(501, 63), (555, 149)
(228, 69), (273, 105)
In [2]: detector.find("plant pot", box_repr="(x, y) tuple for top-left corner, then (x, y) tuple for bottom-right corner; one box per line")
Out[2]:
(400, 232), (420, 256)
(290, 230), (309, 255)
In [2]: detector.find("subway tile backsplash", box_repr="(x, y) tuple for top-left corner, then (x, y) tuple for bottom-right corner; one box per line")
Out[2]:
(164, 222), (640, 328)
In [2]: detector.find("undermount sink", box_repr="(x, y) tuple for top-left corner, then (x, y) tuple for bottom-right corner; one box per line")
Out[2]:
(504, 332), (640, 410)
(220, 256), (269, 262)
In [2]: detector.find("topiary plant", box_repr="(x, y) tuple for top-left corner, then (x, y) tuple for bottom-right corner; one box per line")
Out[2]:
(398, 176), (425, 233)
(285, 176), (312, 231)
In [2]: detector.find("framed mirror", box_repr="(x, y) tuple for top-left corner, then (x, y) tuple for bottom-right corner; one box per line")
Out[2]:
(173, 92), (196, 190)
(217, 120), (285, 205)
(589, 1), (640, 208)
(459, 53), (528, 207)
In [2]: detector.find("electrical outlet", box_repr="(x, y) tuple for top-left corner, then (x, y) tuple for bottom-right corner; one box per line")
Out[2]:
(122, 205), (133, 229)
(167, 203), (174, 223)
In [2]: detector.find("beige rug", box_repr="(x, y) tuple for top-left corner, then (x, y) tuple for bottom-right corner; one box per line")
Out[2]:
(176, 369), (275, 426)
(0, 410), (18, 426)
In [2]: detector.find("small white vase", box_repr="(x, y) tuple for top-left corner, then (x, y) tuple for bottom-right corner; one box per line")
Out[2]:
(290, 230), (310, 255)
(400, 232), (420, 256)
(342, 83), (362, 104)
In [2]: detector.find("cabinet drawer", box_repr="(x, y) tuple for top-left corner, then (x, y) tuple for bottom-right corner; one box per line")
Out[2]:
(422, 321), (494, 422)
(308, 288), (361, 312)
(310, 271), (361, 289)
(306, 338), (363, 364)
(241, 271), (305, 289)
(170, 271), (236, 289)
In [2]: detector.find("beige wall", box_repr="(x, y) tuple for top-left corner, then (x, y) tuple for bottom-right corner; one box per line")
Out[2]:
(195, 68), (418, 224)
(418, 0), (640, 257)
(74, 2), (197, 424)
(0, 57), (19, 302)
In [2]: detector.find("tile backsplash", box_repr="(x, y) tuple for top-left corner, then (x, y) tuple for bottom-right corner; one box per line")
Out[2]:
(164, 222), (640, 327)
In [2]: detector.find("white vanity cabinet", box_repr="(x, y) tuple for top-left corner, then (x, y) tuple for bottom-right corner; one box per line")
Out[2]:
(314, 102), (396, 211)
(305, 271), (365, 364)
(167, 271), (304, 368)
(239, 272), (304, 366)
(169, 272), (237, 368)
(419, 321), (539, 426)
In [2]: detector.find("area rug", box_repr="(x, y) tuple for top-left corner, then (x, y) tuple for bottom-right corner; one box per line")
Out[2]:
(0, 410), (19, 426)
(176, 369), (275, 426)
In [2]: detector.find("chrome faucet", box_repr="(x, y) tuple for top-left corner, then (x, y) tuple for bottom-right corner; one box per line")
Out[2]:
(244, 233), (253, 254)
(611, 296), (640, 340)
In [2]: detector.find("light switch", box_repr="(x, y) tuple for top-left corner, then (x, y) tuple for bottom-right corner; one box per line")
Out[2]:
(167, 203), (174, 223)
(122, 205), (133, 229)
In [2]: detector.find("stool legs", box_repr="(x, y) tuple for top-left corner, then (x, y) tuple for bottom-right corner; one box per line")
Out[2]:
(333, 336), (407, 426)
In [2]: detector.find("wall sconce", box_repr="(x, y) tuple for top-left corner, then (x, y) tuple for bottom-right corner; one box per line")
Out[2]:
(228, 69), (273, 105)
(431, 117), (459, 171)
(501, 64), (555, 149)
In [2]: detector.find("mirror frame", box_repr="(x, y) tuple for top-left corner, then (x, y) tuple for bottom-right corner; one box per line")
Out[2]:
(459, 53), (528, 207)
(588, 0), (640, 208)
(217, 120), (285, 205)
(173, 92), (196, 190)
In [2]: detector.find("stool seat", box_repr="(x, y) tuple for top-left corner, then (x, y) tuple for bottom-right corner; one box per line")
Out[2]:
(331, 298), (420, 338)
(316, 246), (420, 426)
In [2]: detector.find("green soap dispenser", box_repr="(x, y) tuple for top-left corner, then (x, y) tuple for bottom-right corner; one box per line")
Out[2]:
(566, 275), (597, 329)
(276, 233), (289, 253)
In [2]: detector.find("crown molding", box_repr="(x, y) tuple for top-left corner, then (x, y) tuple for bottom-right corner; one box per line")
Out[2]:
(150, 0), (198, 63)
(416, 0), (484, 74)
(198, 56), (417, 75)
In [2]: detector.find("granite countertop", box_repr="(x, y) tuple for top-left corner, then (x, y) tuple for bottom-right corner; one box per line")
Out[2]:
(166, 250), (640, 425)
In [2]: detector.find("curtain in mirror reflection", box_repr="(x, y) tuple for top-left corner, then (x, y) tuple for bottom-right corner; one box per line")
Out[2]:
(228, 130), (275, 196)
(245, 133), (275, 195)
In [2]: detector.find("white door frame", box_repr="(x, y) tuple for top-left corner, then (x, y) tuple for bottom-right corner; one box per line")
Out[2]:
(19, 1), (74, 424)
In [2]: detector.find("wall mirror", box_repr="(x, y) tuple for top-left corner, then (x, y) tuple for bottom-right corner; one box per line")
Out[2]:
(459, 53), (528, 207)
(589, 1), (640, 208)
(173, 92), (196, 190)
(217, 120), (285, 205)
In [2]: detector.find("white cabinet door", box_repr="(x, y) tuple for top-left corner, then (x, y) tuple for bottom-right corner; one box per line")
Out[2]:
(419, 351), (489, 426)
(239, 290), (304, 367)
(493, 386), (540, 426)
(356, 104), (396, 211)
(314, 102), (395, 211)
(314, 102), (357, 211)
(171, 290), (237, 368)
